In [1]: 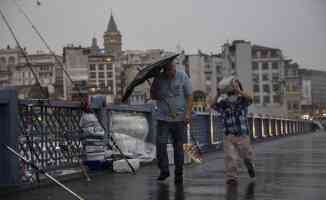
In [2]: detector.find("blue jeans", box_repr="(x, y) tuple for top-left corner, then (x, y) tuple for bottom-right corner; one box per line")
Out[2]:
(156, 120), (186, 175)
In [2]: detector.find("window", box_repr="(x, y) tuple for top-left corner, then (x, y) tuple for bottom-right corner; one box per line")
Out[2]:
(8, 56), (15, 65)
(252, 73), (259, 83)
(216, 77), (222, 84)
(99, 80), (105, 88)
(272, 62), (279, 70)
(293, 103), (299, 110)
(262, 74), (269, 81)
(107, 72), (113, 78)
(98, 72), (104, 78)
(253, 84), (260, 92)
(252, 62), (258, 71)
(252, 50), (258, 58)
(273, 84), (280, 92)
(262, 62), (269, 70)
(107, 80), (113, 87)
(216, 65), (222, 74)
(273, 95), (280, 103)
(263, 84), (270, 93)
(263, 96), (270, 104)
(272, 73), (279, 82)
(254, 96), (260, 104)
(90, 72), (96, 78)
(106, 64), (112, 70)
(0, 57), (6, 65)
(89, 64), (96, 71)
(98, 64), (104, 71)
(261, 50), (268, 58)
(271, 50), (278, 58)
(292, 84), (298, 92)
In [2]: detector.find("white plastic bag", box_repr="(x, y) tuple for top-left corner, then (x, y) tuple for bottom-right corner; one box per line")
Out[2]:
(112, 133), (156, 162)
(110, 112), (149, 140)
(113, 159), (140, 173)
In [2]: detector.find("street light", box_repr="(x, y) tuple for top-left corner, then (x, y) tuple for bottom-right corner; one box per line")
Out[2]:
(90, 88), (96, 93)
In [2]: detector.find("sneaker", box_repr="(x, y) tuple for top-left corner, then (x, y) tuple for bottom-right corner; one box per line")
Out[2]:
(244, 159), (256, 178)
(174, 175), (183, 184)
(157, 172), (170, 181)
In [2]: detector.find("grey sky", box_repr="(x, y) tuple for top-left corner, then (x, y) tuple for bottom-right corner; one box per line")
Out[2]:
(0, 0), (325, 70)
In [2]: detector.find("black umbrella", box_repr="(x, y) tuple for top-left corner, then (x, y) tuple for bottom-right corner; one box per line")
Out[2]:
(122, 54), (179, 102)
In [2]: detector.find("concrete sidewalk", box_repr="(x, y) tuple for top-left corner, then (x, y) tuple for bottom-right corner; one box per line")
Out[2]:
(1, 131), (326, 200)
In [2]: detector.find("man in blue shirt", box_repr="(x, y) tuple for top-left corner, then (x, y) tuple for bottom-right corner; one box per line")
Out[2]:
(211, 79), (255, 185)
(150, 62), (193, 184)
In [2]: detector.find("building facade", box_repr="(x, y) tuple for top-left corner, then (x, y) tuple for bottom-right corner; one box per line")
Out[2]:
(182, 51), (223, 112)
(63, 13), (123, 102)
(220, 41), (289, 116)
(0, 46), (63, 99)
(0, 46), (20, 88)
(284, 62), (301, 118)
(299, 68), (326, 117)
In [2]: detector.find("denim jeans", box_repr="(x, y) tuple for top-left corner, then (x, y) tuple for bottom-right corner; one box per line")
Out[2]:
(156, 120), (186, 175)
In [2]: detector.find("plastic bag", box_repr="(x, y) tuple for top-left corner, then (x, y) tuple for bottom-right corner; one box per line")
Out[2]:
(113, 159), (140, 173)
(112, 133), (156, 162)
(110, 112), (149, 140)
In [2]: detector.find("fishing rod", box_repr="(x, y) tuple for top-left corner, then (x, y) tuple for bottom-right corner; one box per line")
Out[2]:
(3, 145), (86, 200)
(10, 0), (136, 174)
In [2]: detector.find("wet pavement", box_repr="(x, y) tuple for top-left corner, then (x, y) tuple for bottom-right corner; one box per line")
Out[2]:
(2, 131), (326, 200)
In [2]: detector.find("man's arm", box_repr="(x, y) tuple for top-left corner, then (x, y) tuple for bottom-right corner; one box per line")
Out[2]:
(233, 80), (253, 105)
(238, 90), (253, 103)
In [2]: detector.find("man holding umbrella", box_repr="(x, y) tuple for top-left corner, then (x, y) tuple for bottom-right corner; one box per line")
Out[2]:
(150, 62), (193, 184)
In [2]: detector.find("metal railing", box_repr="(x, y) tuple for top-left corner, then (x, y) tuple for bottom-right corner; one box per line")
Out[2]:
(0, 93), (314, 186)
(17, 100), (83, 183)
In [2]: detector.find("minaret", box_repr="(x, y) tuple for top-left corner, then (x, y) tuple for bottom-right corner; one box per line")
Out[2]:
(103, 13), (122, 57)
(90, 37), (100, 55)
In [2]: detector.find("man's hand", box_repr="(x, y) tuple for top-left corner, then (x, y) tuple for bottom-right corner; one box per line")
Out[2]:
(233, 80), (242, 94)
(185, 111), (192, 125)
(233, 79), (253, 102)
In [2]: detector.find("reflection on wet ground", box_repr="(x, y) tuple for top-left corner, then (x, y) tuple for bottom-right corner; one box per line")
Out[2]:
(2, 131), (326, 200)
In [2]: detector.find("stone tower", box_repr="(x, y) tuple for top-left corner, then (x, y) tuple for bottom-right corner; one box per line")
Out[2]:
(103, 13), (122, 56)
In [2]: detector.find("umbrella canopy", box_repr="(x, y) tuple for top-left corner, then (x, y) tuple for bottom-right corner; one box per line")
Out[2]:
(122, 54), (179, 103)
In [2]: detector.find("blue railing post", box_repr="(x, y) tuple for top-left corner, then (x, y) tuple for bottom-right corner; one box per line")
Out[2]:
(0, 89), (19, 187)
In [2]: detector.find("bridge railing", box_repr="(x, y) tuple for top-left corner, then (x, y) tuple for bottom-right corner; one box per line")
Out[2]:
(0, 89), (315, 187)
(17, 99), (83, 183)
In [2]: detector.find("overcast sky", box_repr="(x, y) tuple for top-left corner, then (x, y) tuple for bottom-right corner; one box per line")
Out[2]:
(0, 0), (325, 70)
